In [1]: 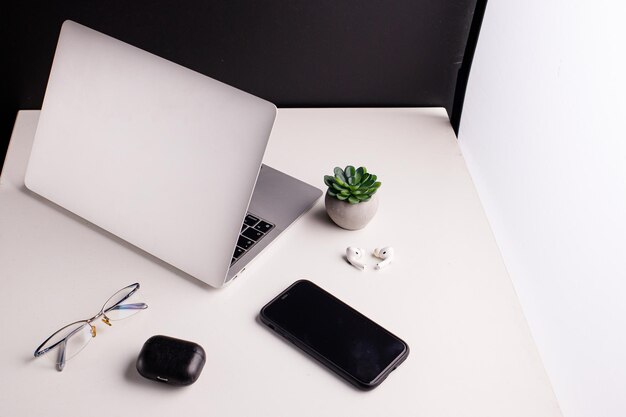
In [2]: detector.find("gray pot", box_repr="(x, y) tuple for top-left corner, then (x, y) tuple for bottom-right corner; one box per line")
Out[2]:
(324, 192), (379, 230)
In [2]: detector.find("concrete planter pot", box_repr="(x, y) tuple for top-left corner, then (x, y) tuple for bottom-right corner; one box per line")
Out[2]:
(324, 192), (379, 230)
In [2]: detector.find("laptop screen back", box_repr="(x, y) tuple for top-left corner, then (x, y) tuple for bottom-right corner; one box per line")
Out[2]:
(25, 21), (277, 287)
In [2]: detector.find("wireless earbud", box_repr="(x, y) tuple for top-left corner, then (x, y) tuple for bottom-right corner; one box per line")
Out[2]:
(373, 246), (394, 270)
(345, 246), (395, 271)
(346, 247), (367, 270)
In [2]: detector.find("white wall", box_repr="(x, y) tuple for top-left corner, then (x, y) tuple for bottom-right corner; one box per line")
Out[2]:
(458, 1), (626, 417)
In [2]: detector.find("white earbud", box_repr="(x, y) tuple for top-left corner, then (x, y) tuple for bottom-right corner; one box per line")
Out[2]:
(346, 247), (367, 270)
(373, 247), (394, 270)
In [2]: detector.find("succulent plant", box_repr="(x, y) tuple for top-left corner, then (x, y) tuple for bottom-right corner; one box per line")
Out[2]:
(324, 166), (381, 204)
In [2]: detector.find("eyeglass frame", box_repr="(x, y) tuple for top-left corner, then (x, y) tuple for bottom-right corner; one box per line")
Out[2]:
(34, 282), (148, 370)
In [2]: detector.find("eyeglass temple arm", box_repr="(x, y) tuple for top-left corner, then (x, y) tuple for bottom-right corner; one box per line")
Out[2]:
(106, 303), (148, 311)
(56, 339), (67, 372)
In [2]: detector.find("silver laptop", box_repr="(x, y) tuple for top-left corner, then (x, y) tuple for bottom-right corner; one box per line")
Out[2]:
(24, 21), (322, 288)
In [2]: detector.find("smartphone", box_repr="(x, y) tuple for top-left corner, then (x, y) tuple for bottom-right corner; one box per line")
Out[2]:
(260, 280), (409, 390)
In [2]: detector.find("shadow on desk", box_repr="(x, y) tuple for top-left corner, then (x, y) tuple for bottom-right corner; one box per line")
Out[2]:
(19, 184), (215, 291)
(309, 205), (337, 230)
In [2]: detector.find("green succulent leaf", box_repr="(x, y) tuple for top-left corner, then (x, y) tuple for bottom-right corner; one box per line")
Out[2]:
(335, 177), (348, 187)
(348, 196), (360, 204)
(372, 181), (381, 189)
(354, 167), (364, 184)
(323, 175), (335, 187)
(339, 189), (350, 196)
(334, 167), (346, 183)
(356, 194), (371, 200)
(332, 182), (345, 192)
(345, 166), (356, 179)
(360, 178), (375, 188)
(366, 186), (381, 195)
(327, 189), (337, 197)
(337, 193), (349, 201)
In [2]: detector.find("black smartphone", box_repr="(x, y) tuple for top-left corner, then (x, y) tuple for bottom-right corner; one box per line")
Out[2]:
(260, 280), (409, 390)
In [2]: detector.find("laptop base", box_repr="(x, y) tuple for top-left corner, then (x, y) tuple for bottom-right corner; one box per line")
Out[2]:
(226, 164), (322, 283)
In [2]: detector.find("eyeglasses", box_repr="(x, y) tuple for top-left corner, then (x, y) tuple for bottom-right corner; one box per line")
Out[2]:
(34, 283), (148, 371)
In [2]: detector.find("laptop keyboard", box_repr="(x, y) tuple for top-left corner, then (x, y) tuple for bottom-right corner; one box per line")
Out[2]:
(231, 213), (275, 267)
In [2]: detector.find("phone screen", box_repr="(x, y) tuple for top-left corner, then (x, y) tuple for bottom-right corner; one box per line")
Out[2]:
(261, 280), (408, 387)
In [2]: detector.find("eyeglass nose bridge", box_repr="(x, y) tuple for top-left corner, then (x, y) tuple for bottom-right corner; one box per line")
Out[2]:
(87, 311), (104, 323)
(86, 310), (112, 327)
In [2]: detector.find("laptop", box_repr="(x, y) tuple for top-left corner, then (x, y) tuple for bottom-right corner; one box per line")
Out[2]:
(24, 21), (322, 288)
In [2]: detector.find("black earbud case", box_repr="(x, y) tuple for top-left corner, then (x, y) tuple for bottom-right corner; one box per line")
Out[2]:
(136, 335), (206, 386)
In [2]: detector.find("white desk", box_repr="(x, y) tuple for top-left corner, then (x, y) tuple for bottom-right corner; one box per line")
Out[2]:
(0, 109), (561, 417)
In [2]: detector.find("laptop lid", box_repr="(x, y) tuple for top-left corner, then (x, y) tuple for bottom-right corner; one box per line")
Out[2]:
(24, 21), (276, 288)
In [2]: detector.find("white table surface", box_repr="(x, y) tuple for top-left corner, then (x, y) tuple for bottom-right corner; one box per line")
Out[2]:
(0, 109), (561, 417)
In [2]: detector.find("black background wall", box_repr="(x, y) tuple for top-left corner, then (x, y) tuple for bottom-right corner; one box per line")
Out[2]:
(1, 0), (483, 169)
